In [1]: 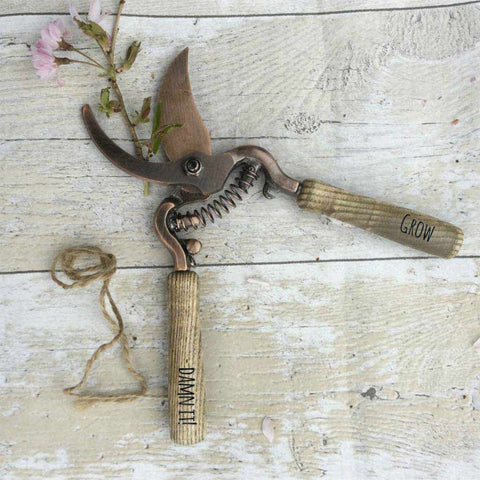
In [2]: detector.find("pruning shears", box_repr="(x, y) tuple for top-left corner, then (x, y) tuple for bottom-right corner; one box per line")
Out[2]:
(82, 48), (463, 445)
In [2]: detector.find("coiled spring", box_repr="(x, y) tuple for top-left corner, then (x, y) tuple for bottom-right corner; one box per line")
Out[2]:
(172, 165), (259, 232)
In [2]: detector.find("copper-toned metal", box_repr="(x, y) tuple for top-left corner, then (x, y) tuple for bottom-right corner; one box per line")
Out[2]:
(83, 104), (238, 196)
(83, 49), (304, 272)
(172, 164), (259, 232)
(226, 146), (300, 195)
(157, 48), (212, 161)
(186, 239), (202, 255)
(80, 45), (462, 447)
(84, 103), (299, 198)
(154, 200), (189, 271)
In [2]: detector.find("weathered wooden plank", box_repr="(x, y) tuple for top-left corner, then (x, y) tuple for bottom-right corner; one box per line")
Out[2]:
(0, 0), (472, 16)
(1, 135), (476, 271)
(1, 260), (479, 478)
(1, 8), (478, 271)
(2, 2), (480, 479)
(3, 10), (480, 141)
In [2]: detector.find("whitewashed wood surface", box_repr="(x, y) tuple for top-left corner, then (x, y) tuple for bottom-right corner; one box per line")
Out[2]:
(1, 1), (480, 479)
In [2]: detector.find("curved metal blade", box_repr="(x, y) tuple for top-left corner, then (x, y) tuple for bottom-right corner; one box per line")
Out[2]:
(82, 104), (180, 185)
(157, 47), (211, 161)
(82, 104), (235, 194)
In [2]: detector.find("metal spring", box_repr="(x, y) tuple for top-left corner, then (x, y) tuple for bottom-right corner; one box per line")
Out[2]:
(172, 165), (259, 232)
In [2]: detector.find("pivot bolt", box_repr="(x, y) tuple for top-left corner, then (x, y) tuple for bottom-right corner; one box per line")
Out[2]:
(184, 157), (203, 176)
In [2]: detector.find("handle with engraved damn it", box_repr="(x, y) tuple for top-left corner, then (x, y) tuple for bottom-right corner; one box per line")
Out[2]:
(297, 179), (463, 259)
(168, 271), (205, 445)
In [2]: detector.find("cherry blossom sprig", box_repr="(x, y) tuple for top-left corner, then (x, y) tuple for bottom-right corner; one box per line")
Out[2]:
(31, 19), (103, 85)
(31, 0), (181, 195)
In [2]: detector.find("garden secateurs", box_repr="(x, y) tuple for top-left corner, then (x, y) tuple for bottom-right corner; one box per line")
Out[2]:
(82, 48), (464, 445)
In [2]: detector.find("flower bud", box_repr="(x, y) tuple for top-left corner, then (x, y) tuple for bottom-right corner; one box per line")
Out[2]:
(118, 41), (141, 73)
(133, 97), (151, 125)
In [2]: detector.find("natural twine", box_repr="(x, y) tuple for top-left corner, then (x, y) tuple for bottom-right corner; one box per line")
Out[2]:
(50, 246), (147, 402)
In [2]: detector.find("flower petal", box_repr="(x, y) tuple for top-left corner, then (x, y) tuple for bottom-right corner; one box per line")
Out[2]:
(54, 19), (68, 35)
(31, 43), (55, 66)
(37, 39), (52, 51)
(48, 22), (61, 42)
(88, 0), (102, 23)
(261, 417), (275, 443)
(68, 2), (81, 20)
(40, 26), (58, 50)
(49, 20), (68, 42)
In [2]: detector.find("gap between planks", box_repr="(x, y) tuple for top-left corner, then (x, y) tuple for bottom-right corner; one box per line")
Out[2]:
(2, 255), (479, 276)
(1, 1), (479, 19)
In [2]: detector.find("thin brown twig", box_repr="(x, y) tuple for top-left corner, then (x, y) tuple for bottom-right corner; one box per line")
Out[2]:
(56, 56), (103, 69)
(72, 47), (105, 69)
(95, 30), (144, 160)
(98, 0), (150, 193)
(110, 0), (150, 193)
(110, 0), (126, 58)
(110, 80), (143, 159)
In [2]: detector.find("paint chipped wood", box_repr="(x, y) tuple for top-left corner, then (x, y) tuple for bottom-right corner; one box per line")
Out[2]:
(1, 1), (479, 478)
(1, 261), (479, 477)
(0, 0), (472, 16)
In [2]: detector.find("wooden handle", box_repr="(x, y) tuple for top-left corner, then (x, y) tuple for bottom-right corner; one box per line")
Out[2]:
(168, 271), (205, 445)
(297, 179), (463, 258)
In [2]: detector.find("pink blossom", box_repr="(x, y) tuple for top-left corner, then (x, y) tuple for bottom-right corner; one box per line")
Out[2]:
(68, 3), (81, 21)
(88, 0), (106, 24)
(31, 44), (57, 80)
(40, 19), (69, 50)
(69, 0), (108, 29)
(31, 20), (68, 85)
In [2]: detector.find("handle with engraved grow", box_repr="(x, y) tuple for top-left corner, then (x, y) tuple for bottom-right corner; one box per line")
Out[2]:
(297, 179), (463, 258)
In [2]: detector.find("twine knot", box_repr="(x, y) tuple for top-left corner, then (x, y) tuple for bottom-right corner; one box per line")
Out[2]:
(51, 246), (117, 289)
(51, 246), (147, 402)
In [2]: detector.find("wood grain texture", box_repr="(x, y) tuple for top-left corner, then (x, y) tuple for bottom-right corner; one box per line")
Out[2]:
(0, 0), (474, 16)
(1, 6), (480, 270)
(1, 0), (480, 478)
(298, 179), (464, 258)
(168, 271), (205, 445)
(1, 260), (479, 478)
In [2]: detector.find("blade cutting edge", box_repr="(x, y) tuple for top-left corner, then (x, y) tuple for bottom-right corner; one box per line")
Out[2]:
(157, 47), (212, 161)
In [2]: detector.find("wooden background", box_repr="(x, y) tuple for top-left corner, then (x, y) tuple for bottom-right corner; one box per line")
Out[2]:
(1, 1), (480, 478)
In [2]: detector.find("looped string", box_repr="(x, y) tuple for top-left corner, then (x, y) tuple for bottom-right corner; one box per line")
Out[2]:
(51, 246), (147, 402)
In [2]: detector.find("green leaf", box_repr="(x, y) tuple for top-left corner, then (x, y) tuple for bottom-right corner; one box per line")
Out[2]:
(150, 100), (182, 154)
(100, 87), (110, 107)
(74, 19), (109, 49)
(151, 101), (162, 136)
(140, 96), (151, 120)
(132, 96), (151, 125)
(151, 138), (160, 155)
(98, 88), (118, 118)
(151, 123), (183, 154)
